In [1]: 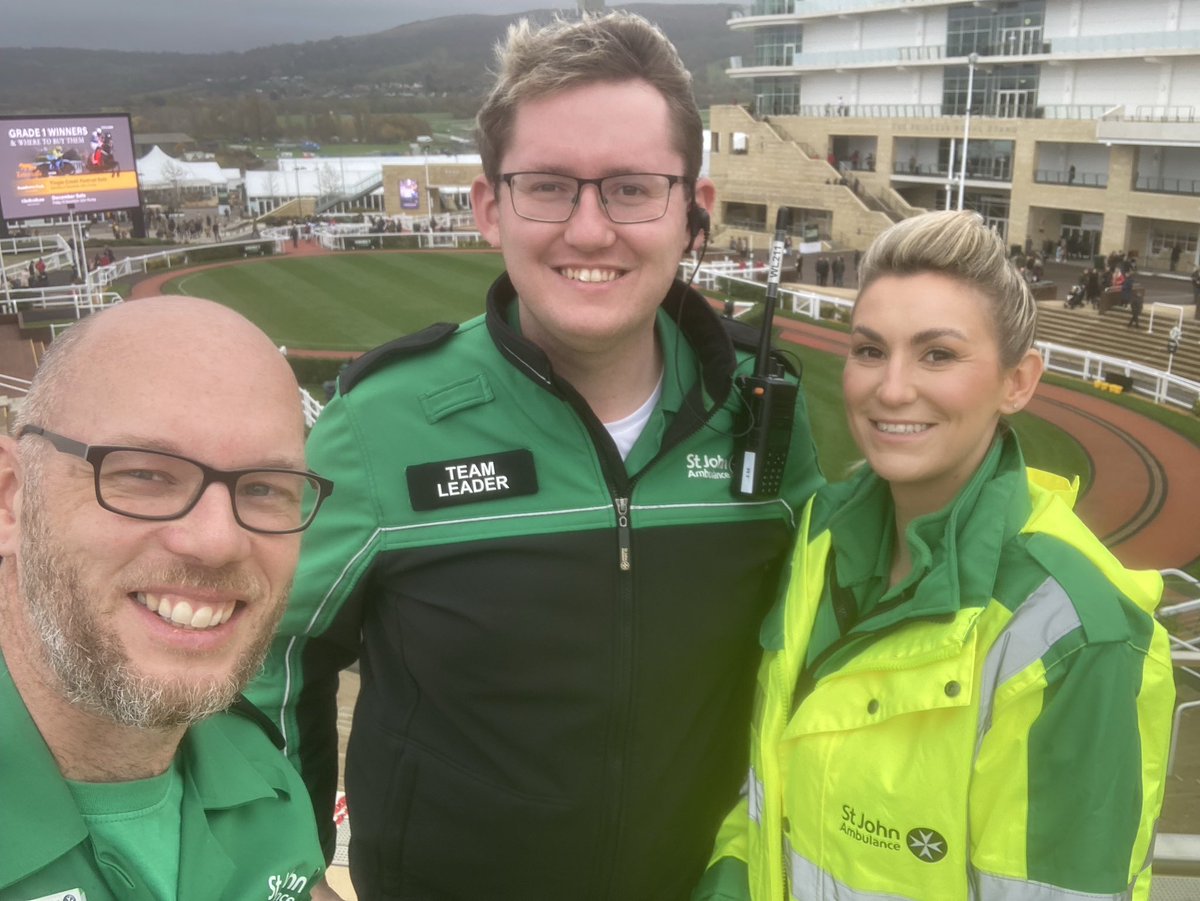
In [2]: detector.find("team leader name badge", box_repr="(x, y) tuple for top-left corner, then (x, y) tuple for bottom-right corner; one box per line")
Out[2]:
(407, 450), (538, 511)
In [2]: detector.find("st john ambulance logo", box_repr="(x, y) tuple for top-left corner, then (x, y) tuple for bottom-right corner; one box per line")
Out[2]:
(906, 827), (948, 863)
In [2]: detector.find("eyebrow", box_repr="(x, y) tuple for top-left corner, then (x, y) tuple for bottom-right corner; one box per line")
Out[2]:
(512, 166), (646, 178)
(851, 324), (970, 345)
(101, 435), (307, 471)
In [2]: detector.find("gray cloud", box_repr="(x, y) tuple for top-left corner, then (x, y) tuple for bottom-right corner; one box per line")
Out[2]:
(5, 1), (731, 53)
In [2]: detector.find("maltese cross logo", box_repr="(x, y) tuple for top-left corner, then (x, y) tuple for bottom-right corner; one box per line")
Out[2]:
(906, 827), (948, 863)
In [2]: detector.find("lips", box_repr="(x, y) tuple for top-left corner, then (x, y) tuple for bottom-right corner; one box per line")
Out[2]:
(134, 591), (237, 630)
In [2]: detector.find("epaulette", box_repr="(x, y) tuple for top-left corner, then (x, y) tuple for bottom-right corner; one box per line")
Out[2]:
(229, 694), (286, 750)
(719, 316), (802, 378)
(340, 322), (458, 394)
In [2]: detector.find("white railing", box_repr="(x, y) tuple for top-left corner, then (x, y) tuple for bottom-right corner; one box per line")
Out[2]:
(84, 239), (287, 295)
(0, 373), (31, 395)
(1, 289), (122, 320)
(692, 264), (1200, 412)
(299, 387), (323, 429)
(320, 228), (484, 251)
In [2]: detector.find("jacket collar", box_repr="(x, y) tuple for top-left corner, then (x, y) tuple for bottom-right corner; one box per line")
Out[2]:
(0, 648), (294, 890)
(825, 427), (1033, 632)
(0, 648), (88, 889)
(483, 271), (738, 426)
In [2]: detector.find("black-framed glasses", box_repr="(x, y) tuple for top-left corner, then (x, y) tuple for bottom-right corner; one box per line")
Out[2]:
(500, 171), (690, 224)
(20, 426), (335, 535)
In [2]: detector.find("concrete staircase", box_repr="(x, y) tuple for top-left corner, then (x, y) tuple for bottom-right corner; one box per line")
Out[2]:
(1035, 302), (1200, 386)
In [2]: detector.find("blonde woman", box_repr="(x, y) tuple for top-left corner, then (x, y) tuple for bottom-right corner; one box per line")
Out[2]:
(696, 211), (1174, 901)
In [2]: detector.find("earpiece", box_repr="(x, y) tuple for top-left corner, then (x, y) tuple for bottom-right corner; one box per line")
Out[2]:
(686, 205), (710, 253)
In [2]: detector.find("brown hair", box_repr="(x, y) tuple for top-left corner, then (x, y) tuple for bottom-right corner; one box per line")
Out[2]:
(475, 12), (703, 185)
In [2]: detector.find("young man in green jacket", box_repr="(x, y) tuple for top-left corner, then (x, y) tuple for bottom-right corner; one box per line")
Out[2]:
(247, 12), (822, 900)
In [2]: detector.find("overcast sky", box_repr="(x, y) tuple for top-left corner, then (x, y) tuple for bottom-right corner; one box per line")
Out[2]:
(5, 1), (736, 53)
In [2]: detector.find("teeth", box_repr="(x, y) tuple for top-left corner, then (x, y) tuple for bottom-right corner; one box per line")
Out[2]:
(561, 267), (619, 283)
(875, 421), (931, 434)
(135, 592), (235, 630)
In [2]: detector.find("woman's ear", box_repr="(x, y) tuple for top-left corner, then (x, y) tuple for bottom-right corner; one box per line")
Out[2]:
(1001, 349), (1044, 415)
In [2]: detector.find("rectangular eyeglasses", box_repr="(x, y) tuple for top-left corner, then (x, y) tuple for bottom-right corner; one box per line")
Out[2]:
(501, 172), (690, 224)
(20, 426), (334, 535)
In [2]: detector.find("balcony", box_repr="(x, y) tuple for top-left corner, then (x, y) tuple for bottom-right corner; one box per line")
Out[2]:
(892, 160), (1012, 184)
(1034, 169), (1108, 189)
(1135, 176), (1200, 197)
(1049, 29), (1200, 58)
(776, 103), (1111, 121)
(737, 0), (976, 24)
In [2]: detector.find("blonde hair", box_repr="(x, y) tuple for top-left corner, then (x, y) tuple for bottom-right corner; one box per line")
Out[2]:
(857, 210), (1037, 367)
(475, 11), (703, 186)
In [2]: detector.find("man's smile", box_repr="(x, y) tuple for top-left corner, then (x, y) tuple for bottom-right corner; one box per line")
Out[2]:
(134, 590), (239, 631)
(557, 266), (625, 283)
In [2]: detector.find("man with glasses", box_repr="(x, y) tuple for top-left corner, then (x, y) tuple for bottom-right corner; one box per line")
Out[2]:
(248, 12), (821, 900)
(0, 297), (333, 900)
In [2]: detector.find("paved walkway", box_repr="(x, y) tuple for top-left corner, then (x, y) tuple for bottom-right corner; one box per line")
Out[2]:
(131, 246), (1200, 571)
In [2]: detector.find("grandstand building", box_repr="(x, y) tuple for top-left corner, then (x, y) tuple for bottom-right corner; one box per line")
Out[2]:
(712, 0), (1200, 268)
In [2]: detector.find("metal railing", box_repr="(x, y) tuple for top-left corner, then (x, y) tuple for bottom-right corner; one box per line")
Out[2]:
(1034, 169), (1108, 188)
(1051, 29), (1200, 56)
(745, 0), (972, 18)
(1135, 176), (1200, 197)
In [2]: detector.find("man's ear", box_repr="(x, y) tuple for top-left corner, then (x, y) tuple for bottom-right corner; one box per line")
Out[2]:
(1002, 349), (1044, 415)
(686, 178), (717, 253)
(0, 436), (23, 558)
(471, 174), (502, 248)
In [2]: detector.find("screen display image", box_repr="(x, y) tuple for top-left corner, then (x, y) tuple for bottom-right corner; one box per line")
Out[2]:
(399, 177), (420, 210)
(1, 113), (142, 220)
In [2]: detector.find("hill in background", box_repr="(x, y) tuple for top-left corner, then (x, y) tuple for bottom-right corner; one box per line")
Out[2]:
(0, 4), (752, 120)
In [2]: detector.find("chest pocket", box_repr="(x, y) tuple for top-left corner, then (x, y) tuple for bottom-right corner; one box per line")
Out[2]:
(782, 609), (983, 740)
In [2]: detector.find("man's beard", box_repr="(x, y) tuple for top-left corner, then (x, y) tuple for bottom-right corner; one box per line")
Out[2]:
(18, 479), (288, 730)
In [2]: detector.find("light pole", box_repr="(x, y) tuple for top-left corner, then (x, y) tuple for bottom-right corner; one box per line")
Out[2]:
(957, 52), (979, 211)
(0, 233), (10, 311)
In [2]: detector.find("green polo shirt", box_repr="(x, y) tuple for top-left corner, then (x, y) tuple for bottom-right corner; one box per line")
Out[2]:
(0, 650), (325, 901)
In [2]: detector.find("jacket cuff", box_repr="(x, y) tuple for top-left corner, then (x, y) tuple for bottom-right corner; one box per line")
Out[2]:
(692, 856), (751, 901)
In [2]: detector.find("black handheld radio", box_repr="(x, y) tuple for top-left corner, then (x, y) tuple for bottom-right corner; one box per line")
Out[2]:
(733, 208), (798, 499)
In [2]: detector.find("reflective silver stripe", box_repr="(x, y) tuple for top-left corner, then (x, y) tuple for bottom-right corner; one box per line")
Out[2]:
(787, 844), (917, 900)
(976, 576), (1081, 751)
(787, 845), (1131, 901)
(748, 766), (764, 826)
(973, 869), (1132, 900)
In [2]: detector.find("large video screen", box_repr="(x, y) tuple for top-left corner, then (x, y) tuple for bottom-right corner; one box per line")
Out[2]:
(0, 113), (142, 221)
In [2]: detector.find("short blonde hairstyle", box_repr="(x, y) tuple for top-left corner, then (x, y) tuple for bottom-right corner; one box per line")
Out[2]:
(857, 210), (1037, 367)
(475, 12), (703, 186)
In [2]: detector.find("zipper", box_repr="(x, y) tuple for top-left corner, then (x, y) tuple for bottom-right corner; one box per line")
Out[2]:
(614, 496), (631, 571)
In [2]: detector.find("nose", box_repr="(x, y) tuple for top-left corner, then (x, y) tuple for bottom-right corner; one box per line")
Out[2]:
(563, 183), (616, 250)
(159, 482), (253, 567)
(876, 356), (917, 407)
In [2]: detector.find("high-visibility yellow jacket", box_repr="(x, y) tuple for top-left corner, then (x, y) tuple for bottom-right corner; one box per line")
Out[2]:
(695, 432), (1174, 901)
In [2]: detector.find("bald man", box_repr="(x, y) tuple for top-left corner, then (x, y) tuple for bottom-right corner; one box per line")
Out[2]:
(0, 297), (334, 900)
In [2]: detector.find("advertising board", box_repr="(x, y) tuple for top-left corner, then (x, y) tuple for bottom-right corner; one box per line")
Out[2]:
(1, 113), (142, 221)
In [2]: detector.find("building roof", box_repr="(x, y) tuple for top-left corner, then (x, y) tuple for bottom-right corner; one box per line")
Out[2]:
(136, 145), (226, 189)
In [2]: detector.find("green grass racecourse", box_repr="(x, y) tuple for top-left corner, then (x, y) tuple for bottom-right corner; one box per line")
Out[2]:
(166, 252), (507, 353)
(164, 252), (1091, 486)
